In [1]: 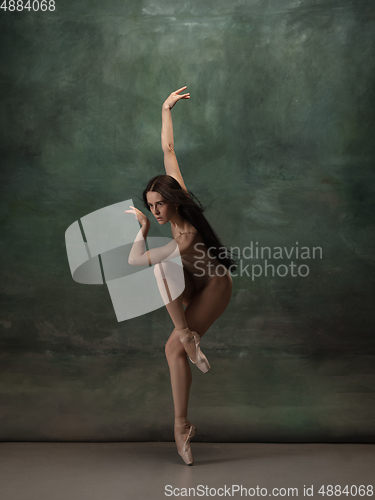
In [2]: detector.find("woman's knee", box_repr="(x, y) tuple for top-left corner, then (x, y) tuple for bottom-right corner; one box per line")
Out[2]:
(165, 336), (185, 359)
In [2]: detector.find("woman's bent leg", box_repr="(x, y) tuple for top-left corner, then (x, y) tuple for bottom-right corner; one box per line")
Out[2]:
(154, 262), (200, 362)
(184, 273), (233, 339)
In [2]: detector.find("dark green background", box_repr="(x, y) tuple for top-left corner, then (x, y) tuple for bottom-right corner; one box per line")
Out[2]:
(1, 0), (374, 442)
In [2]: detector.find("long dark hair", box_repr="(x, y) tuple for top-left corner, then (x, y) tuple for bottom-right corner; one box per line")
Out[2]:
(142, 175), (238, 272)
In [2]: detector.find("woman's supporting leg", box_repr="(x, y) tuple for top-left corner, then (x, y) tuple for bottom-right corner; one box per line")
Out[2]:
(164, 326), (196, 463)
(165, 331), (191, 418)
(153, 262), (195, 418)
(164, 272), (232, 464)
(154, 263), (232, 464)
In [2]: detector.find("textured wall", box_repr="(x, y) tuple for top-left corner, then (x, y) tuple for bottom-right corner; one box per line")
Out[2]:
(1, 0), (374, 442)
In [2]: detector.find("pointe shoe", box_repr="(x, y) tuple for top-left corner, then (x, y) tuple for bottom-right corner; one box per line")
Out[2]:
(174, 421), (196, 465)
(177, 327), (211, 373)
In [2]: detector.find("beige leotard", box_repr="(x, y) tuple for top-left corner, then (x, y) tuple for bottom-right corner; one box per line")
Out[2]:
(174, 231), (223, 291)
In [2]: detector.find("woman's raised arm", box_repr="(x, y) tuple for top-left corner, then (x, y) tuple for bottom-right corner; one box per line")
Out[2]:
(161, 87), (190, 193)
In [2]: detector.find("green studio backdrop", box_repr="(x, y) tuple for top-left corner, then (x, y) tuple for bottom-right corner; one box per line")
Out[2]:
(0, 0), (374, 442)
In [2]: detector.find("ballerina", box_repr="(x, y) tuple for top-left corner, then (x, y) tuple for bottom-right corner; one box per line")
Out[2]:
(125, 86), (237, 465)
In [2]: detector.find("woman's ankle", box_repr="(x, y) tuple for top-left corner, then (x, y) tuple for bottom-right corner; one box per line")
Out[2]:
(175, 416), (189, 426)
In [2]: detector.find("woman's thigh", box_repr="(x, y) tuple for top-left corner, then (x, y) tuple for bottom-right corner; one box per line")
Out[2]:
(164, 269), (196, 357)
(154, 261), (195, 307)
(180, 268), (196, 307)
(184, 273), (233, 338)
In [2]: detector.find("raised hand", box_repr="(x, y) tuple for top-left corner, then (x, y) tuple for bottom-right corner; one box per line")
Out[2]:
(163, 86), (190, 110)
(124, 205), (149, 227)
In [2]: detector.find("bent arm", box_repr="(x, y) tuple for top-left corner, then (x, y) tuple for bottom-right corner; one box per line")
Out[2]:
(127, 222), (151, 266)
(128, 222), (183, 266)
(161, 104), (189, 193)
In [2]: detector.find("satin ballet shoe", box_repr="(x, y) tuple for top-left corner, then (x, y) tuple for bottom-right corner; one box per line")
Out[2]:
(174, 421), (196, 465)
(177, 327), (211, 373)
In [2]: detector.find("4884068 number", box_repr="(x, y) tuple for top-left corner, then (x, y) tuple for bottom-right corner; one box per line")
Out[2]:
(318, 485), (373, 496)
(1, 0), (55, 11)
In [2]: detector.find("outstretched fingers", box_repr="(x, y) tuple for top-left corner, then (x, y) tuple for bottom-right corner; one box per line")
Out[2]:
(174, 87), (190, 98)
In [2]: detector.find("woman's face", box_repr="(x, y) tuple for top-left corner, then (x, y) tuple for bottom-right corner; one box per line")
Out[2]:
(146, 191), (176, 224)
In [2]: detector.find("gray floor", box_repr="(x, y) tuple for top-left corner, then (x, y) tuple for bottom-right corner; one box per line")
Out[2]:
(0, 443), (374, 499)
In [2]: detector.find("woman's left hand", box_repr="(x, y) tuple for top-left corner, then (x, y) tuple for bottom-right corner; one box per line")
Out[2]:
(125, 206), (150, 226)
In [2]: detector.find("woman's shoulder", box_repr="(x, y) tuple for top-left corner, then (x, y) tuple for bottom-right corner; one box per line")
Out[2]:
(169, 227), (203, 256)
(173, 231), (199, 240)
(170, 222), (200, 241)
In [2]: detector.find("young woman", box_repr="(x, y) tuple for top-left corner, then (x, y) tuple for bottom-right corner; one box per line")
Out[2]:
(125, 86), (237, 465)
